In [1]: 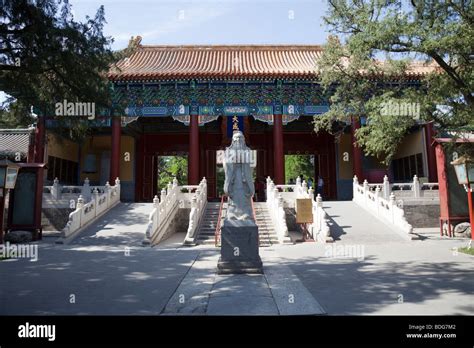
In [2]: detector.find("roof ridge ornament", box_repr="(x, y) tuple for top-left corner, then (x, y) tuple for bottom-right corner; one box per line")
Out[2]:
(130, 35), (142, 48)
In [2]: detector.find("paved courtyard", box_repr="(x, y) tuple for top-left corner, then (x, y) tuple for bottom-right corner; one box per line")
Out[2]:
(1, 202), (473, 315)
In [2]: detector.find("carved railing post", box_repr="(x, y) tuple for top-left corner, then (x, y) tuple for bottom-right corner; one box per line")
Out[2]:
(321, 211), (333, 242)
(375, 186), (381, 215)
(77, 195), (85, 210)
(115, 177), (121, 200)
(389, 192), (396, 224)
(51, 177), (61, 200)
(160, 188), (167, 204)
(413, 175), (420, 198)
(278, 194), (289, 239)
(382, 175), (390, 200)
(363, 179), (369, 206)
(316, 193), (322, 208)
(353, 175), (359, 201)
(93, 187), (99, 206)
(105, 181), (111, 207)
(81, 178), (91, 202)
(302, 180), (308, 195)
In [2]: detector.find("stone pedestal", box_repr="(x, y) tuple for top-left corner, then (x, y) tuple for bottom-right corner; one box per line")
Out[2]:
(217, 219), (263, 274)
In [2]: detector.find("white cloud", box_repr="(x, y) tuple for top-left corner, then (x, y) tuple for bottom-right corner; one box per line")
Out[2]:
(139, 4), (233, 42)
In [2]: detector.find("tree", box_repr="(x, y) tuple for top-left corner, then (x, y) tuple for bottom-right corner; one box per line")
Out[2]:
(315, 0), (474, 163)
(0, 95), (34, 128)
(0, 0), (117, 140)
(285, 155), (314, 184)
(157, 156), (188, 190)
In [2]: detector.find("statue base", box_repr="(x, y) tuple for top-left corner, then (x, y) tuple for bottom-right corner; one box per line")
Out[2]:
(217, 219), (263, 274)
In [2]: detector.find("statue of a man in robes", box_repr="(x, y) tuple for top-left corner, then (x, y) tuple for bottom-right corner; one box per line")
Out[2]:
(223, 131), (254, 220)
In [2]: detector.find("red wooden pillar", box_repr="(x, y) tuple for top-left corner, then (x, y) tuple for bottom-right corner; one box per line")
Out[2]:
(135, 135), (144, 202)
(468, 183), (474, 241)
(424, 121), (438, 182)
(351, 117), (364, 180)
(110, 116), (121, 183)
(188, 115), (200, 185)
(435, 143), (450, 236)
(273, 114), (284, 184)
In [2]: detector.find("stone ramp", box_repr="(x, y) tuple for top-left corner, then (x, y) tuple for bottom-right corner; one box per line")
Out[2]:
(323, 201), (408, 244)
(70, 203), (152, 246)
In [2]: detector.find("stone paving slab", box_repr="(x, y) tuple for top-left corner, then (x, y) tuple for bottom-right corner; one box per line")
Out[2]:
(206, 293), (278, 315)
(262, 252), (326, 315)
(272, 229), (474, 315)
(162, 249), (327, 315)
(162, 250), (219, 314)
(207, 274), (278, 315)
(0, 245), (199, 315)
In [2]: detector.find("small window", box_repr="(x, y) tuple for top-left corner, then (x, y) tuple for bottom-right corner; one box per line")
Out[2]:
(393, 153), (424, 181)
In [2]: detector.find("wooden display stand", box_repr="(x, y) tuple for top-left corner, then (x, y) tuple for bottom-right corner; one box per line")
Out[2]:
(296, 198), (314, 242)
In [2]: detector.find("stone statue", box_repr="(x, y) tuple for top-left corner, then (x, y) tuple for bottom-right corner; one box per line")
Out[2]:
(218, 131), (262, 274)
(223, 131), (254, 220)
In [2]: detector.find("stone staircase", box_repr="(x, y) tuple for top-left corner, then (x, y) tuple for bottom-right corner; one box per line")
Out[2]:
(195, 201), (278, 247)
(253, 202), (279, 247)
(196, 202), (222, 245)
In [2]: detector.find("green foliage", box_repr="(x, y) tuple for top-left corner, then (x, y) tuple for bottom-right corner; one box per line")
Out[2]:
(285, 155), (315, 184)
(458, 247), (474, 256)
(157, 156), (188, 190)
(0, 96), (34, 128)
(316, 0), (474, 163)
(0, 0), (118, 140)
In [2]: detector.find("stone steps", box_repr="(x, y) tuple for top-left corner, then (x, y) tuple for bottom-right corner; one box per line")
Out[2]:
(195, 201), (279, 247)
(195, 203), (223, 245)
(253, 203), (279, 247)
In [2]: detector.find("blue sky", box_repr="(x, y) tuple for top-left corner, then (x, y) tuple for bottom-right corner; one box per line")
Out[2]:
(70, 0), (331, 49)
(1, 0), (330, 103)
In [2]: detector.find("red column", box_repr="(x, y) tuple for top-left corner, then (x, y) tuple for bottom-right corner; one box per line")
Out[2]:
(188, 115), (200, 185)
(424, 121), (438, 182)
(435, 144), (449, 236)
(110, 116), (121, 184)
(351, 117), (364, 180)
(467, 184), (474, 241)
(273, 114), (284, 184)
(135, 135), (144, 201)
